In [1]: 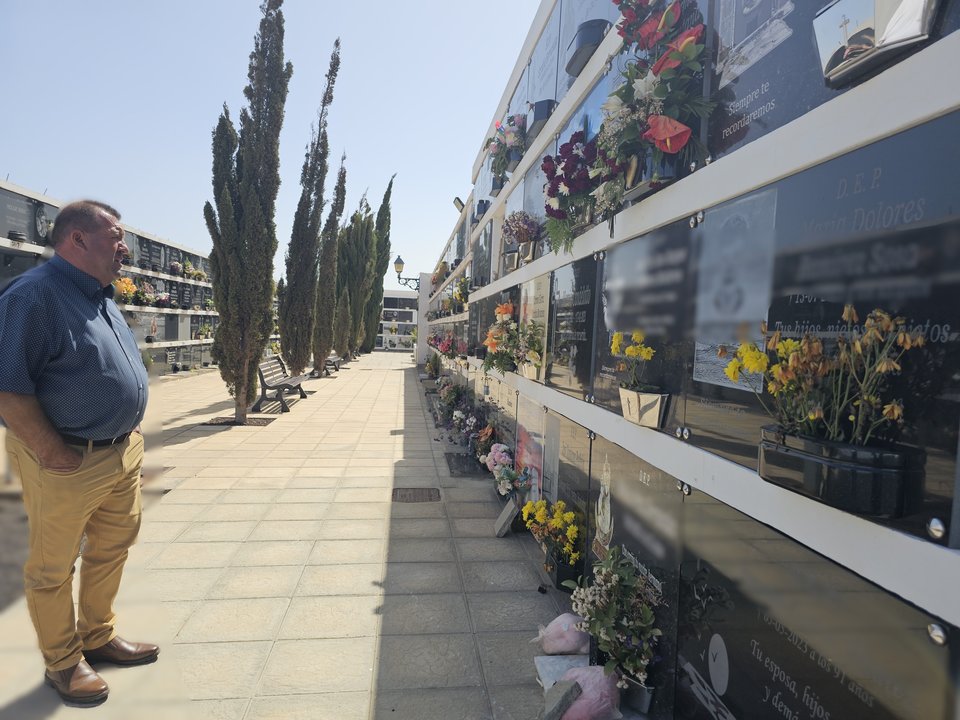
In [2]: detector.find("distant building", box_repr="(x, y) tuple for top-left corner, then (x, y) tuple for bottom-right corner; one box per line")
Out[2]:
(377, 289), (417, 351)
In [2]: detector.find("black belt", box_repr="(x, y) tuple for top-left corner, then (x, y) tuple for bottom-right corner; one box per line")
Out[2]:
(61, 432), (132, 448)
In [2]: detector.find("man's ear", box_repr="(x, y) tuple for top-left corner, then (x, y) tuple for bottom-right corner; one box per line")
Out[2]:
(71, 229), (86, 249)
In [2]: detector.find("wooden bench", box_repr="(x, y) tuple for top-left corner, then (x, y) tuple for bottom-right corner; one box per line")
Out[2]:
(253, 357), (310, 413)
(311, 353), (341, 377)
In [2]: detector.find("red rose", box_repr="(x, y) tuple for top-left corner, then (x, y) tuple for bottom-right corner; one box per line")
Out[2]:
(651, 24), (704, 76)
(642, 115), (692, 154)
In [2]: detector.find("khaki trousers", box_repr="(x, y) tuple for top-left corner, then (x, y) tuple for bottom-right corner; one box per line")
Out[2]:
(6, 432), (143, 671)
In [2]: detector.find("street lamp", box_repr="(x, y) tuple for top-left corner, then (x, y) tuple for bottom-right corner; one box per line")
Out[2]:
(393, 255), (420, 291)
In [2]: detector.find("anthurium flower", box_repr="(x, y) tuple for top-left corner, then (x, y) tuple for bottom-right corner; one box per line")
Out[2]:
(642, 115), (691, 154)
(635, 0), (680, 49)
(651, 24), (704, 76)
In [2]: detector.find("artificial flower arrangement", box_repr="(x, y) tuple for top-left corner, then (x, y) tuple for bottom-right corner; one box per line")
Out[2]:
(519, 319), (546, 377)
(112, 277), (136, 304)
(567, 545), (663, 690)
(425, 352), (442, 379)
(486, 113), (527, 178)
(482, 302), (521, 375)
(153, 292), (173, 309)
(453, 275), (471, 305)
(501, 211), (542, 247)
(473, 423), (497, 461)
(612, 331), (656, 390)
(602, 0), (714, 174)
(431, 261), (449, 289)
(522, 499), (585, 567)
(722, 306), (923, 447)
(541, 131), (622, 254)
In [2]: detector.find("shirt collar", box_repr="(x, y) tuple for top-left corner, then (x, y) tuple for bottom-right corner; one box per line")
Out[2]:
(50, 254), (113, 300)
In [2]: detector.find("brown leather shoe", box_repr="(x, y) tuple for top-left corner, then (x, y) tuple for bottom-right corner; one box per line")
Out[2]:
(84, 636), (159, 666)
(44, 659), (109, 706)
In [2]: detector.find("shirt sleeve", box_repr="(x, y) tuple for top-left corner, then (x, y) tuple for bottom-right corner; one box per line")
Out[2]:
(0, 290), (52, 394)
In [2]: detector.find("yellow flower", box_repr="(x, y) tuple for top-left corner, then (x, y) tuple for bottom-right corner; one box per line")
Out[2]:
(624, 345), (640, 358)
(522, 501), (534, 521)
(876, 357), (901, 374)
(807, 406), (824, 421)
(566, 525), (578, 541)
(631, 330), (645, 344)
(724, 358), (742, 383)
(569, 552), (581, 562)
(842, 304), (859, 324)
(639, 346), (655, 361)
(534, 508), (548, 524)
(563, 511), (575, 524)
(740, 345), (768, 374)
(611, 332), (624, 356)
(776, 339), (800, 359)
(882, 401), (904, 421)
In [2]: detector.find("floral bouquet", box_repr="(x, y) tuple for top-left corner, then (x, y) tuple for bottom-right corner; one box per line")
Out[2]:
(437, 333), (458, 360)
(520, 319), (546, 370)
(473, 424), (497, 460)
(482, 442), (512, 474)
(493, 464), (532, 496)
(483, 302), (521, 374)
(542, 131), (621, 254)
(722, 306), (923, 447)
(569, 546), (662, 688)
(522, 499), (584, 567)
(501, 211), (542, 247)
(169, 261), (183, 275)
(598, 0), (714, 180)
(113, 277), (136, 304)
(486, 113), (527, 178)
(154, 293), (173, 309)
(611, 330), (657, 391)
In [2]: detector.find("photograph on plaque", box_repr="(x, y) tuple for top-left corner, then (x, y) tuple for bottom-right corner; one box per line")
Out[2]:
(547, 256), (599, 400)
(515, 394), (544, 500)
(676, 490), (954, 720)
(692, 188), (777, 393)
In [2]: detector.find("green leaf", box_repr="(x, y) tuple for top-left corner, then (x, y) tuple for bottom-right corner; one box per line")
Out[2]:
(604, 659), (619, 675)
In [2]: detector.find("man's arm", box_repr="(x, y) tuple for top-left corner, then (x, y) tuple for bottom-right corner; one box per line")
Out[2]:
(0, 391), (82, 471)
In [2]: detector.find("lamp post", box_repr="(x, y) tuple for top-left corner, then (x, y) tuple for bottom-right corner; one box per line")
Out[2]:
(393, 255), (420, 291)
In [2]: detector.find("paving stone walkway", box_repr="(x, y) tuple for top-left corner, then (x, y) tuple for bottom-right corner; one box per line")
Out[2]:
(0, 352), (569, 719)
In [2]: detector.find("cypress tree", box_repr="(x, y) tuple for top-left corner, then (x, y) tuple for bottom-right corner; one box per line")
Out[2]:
(361, 176), (395, 352)
(203, 0), (293, 423)
(311, 155), (347, 371)
(279, 40), (341, 374)
(333, 287), (352, 359)
(337, 200), (377, 355)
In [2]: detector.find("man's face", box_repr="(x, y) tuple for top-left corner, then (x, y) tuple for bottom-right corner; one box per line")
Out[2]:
(83, 212), (128, 285)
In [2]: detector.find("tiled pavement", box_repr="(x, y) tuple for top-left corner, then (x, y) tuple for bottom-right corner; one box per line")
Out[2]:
(0, 352), (569, 719)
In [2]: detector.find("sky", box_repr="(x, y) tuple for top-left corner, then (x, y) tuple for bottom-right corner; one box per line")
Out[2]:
(0, 0), (540, 291)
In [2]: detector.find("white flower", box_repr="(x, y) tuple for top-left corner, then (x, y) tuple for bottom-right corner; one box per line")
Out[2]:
(546, 197), (561, 210)
(633, 73), (659, 100)
(558, 182), (570, 196)
(572, 143), (585, 158)
(601, 93), (625, 116)
(588, 167), (603, 179)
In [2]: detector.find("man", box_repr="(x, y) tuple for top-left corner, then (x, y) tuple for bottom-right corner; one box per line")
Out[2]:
(0, 200), (157, 706)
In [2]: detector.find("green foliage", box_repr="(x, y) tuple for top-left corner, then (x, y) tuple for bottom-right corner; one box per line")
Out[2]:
(333, 287), (352, 358)
(361, 175), (395, 352)
(312, 155), (347, 370)
(203, 0), (293, 423)
(279, 39), (340, 375)
(337, 200), (377, 353)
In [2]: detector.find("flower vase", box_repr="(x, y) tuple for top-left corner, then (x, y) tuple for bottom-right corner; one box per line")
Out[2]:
(506, 149), (522, 173)
(620, 673), (654, 714)
(757, 425), (926, 518)
(520, 363), (539, 381)
(619, 388), (669, 428)
(623, 154), (679, 204)
(544, 549), (581, 593)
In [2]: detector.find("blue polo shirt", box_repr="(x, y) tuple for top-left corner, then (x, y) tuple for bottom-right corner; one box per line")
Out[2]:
(0, 254), (148, 441)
